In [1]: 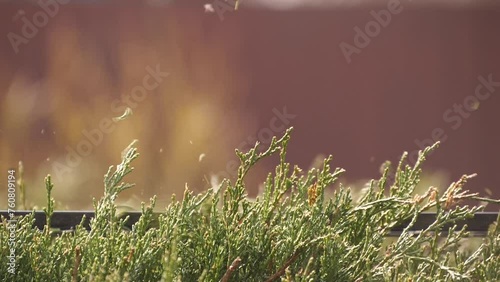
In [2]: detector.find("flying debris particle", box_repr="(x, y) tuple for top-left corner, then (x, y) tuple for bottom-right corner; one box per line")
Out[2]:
(210, 173), (222, 194)
(41, 129), (45, 134)
(204, 3), (215, 13)
(379, 161), (391, 175)
(159, 148), (163, 153)
(112, 107), (133, 122)
(485, 188), (492, 196)
(199, 153), (206, 162)
(203, 174), (210, 186)
(189, 140), (193, 145)
(121, 139), (138, 159)
(53, 131), (56, 135)
(46, 157), (50, 162)
(470, 101), (480, 111)
(13, 10), (25, 22)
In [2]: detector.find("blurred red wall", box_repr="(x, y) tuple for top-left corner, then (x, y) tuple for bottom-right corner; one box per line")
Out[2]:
(0, 2), (498, 208)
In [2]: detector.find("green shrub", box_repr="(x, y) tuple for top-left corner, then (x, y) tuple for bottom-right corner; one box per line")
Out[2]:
(1, 128), (499, 281)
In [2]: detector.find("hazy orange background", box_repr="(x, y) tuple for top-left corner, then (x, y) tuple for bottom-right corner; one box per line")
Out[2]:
(0, 1), (499, 210)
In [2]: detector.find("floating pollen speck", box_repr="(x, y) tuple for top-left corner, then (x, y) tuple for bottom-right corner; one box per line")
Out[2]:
(46, 158), (50, 162)
(41, 129), (45, 134)
(12, 10), (25, 22)
(112, 107), (133, 122)
(210, 173), (221, 194)
(199, 153), (206, 162)
(204, 4), (215, 13)
(159, 148), (163, 153)
(189, 140), (193, 145)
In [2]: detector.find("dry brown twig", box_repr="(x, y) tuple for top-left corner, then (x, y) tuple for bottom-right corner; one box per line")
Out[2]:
(220, 257), (242, 282)
(72, 245), (82, 282)
(265, 249), (302, 282)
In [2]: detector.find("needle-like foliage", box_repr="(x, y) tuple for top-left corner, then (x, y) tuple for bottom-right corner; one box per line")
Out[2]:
(1, 128), (499, 281)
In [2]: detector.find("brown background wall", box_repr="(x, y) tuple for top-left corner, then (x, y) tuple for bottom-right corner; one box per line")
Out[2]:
(0, 2), (498, 208)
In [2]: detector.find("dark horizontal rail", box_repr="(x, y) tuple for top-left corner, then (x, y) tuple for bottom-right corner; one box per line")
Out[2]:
(0, 211), (498, 237)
